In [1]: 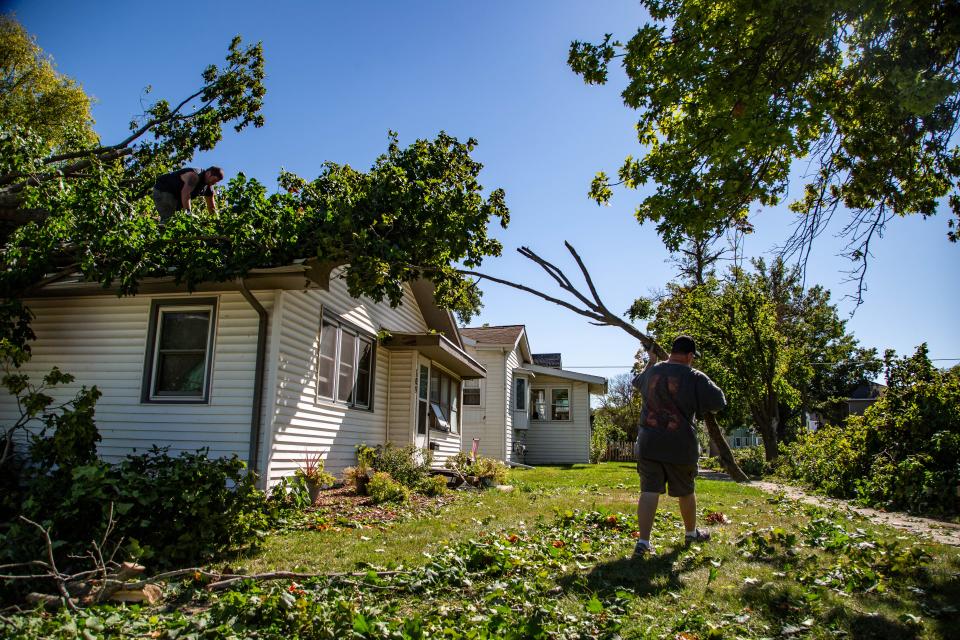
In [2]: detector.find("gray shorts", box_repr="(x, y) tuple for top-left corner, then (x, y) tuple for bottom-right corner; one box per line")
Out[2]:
(637, 457), (697, 497)
(152, 188), (180, 221)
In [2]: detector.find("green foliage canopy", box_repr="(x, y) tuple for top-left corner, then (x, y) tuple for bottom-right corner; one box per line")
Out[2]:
(643, 258), (878, 459)
(569, 0), (960, 276)
(0, 15), (96, 151)
(0, 25), (508, 356)
(779, 344), (960, 516)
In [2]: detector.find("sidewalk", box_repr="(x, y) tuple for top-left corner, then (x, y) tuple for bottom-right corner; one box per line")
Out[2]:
(698, 469), (960, 547)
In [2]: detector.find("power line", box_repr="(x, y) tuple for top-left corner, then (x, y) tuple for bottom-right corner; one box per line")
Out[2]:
(564, 358), (960, 369)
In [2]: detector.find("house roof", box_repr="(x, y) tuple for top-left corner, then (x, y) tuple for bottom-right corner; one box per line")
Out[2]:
(460, 325), (525, 345)
(532, 353), (562, 368)
(524, 363), (607, 395)
(380, 332), (486, 379)
(848, 381), (886, 400)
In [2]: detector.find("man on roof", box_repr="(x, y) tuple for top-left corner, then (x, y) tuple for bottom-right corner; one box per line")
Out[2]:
(151, 166), (224, 221)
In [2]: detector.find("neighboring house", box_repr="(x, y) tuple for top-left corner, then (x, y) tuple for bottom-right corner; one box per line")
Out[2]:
(805, 381), (887, 431)
(725, 427), (762, 449)
(0, 263), (484, 488)
(459, 326), (606, 465)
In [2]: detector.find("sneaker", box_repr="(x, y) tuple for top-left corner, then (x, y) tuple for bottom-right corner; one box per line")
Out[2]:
(684, 529), (711, 544)
(632, 540), (656, 557)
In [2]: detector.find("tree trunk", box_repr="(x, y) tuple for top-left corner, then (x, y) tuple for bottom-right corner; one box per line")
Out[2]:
(704, 414), (749, 481)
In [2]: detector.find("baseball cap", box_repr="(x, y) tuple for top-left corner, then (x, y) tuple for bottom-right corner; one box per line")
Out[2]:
(671, 335), (701, 357)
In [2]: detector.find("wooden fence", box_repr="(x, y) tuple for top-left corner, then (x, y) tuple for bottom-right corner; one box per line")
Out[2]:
(601, 440), (635, 462)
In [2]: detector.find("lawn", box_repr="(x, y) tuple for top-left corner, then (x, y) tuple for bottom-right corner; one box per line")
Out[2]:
(4, 463), (959, 639)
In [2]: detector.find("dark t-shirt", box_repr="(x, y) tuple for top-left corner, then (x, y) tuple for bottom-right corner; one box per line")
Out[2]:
(632, 362), (726, 465)
(153, 168), (212, 208)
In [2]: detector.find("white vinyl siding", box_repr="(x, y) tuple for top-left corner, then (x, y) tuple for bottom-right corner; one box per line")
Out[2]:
(0, 291), (274, 463)
(525, 376), (591, 465)
(460, 346), (509, 460)
(262, 273), (448, 486)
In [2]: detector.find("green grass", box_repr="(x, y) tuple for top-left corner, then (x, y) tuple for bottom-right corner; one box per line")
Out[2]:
(4, 463), (959, 639)
(245, 463), (959, 638)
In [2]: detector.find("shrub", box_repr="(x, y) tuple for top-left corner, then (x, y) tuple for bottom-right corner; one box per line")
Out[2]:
(471, 457), (507, 485)
(360, 443), (431, 489)
(731, 445), (768, 477)
(589, 413), (626, 464)
(444, 453), (507, 486)
(778, 345), (960, 517)
(4, 447), (270, 573)
(367, 472), (410, 504)
(295, 452), (336, 488)
(419, 473), (448, 497)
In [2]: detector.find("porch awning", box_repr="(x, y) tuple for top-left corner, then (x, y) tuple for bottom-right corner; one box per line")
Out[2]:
(381, 332), (486, 379)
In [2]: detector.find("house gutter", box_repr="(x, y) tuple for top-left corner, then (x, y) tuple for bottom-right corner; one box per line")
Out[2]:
(237, 279), (268, 479)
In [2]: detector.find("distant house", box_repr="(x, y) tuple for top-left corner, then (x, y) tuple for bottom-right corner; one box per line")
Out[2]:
(726, 427), (762, 449)
(845, 381), (886, 416)
(0, 264), (485, 488)
(805, 380), (887, 431)
(459, 325), (606, 465)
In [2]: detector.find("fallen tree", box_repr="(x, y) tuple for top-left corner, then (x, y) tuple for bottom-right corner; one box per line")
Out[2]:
(457, 241), (749, 481)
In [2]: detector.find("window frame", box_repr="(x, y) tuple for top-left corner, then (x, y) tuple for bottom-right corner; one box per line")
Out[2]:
(141, 298), (218, 404)
(529, 386), (572, 422)
(463, 378), (482, 407)
(423, 363), (460, 434)
(514, 378), (527, 411)
(315, 310), (376, 411)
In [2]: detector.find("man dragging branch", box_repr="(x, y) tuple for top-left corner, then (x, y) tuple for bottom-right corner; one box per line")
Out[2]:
(631, 335), (726, 556)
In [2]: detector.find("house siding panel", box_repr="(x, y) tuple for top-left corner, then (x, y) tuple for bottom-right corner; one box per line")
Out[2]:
(0, 291), (274, 463)
(461, 347), (506, 460)
(262, 277), (430, 486)
(524, 376), (590, 465)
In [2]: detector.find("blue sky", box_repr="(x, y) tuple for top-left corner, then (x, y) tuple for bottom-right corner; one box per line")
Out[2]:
(10, 0), (959, 380)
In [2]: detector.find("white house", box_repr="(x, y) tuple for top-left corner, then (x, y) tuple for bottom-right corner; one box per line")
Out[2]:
(459, 325), (606, 466)
(0, 263), (484, 488)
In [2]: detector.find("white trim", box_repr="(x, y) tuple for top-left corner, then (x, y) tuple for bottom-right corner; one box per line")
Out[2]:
(148, 303), (216, 402)
(524, 364), (605, 385)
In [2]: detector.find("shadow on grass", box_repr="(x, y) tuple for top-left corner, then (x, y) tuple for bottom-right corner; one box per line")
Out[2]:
(557, 548), (683, 597)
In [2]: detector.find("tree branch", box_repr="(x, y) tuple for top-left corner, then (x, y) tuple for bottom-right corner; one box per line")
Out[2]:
(460, 242), (749, 481)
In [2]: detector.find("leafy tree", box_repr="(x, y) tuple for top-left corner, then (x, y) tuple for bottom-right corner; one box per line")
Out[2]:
(0, 20), (508, 361)
(642, 257), (877, 460)
(0, 15), (96, 151)
(779, 344), (960, 516)
(569, 0), (960, 299)
(594, 373), (643, 442)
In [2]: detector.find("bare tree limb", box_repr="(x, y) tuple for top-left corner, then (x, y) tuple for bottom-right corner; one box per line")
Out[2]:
(460, 243), (749, 481)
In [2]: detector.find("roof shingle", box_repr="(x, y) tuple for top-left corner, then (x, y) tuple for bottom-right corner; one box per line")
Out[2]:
(460, 325), (525, 345)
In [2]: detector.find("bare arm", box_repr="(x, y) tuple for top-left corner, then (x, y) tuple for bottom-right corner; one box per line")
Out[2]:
(180, 172), (199, 211)
(204, 188), (217, 214)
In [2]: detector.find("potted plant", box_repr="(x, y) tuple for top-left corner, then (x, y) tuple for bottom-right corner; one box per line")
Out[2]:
(297, 451), (336, 505)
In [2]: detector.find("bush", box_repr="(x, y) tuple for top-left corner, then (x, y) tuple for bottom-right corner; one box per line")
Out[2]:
(589, 413), (626, 464)
(4, 447), (270, 573)
(419, 473), (448, 497)
(778, 345), (960, 517)
(359, 443), (432, 490)
(444, 453), (507, 486)
(731, 445), (768, 477)
(367, 472), (410, 504)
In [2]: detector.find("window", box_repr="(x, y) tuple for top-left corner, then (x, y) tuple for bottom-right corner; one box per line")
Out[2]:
(530, 387), (571, 421)
(551, 388), (570, 421)
(531, 388), (546, 420)
(463, 379), (482, 406)
(142, 298), (217, 403)
(417, 365), (429, 435)
(316, 314), (375, 409)
(515, 378), (527, 411)
(425, 365), (460, 433)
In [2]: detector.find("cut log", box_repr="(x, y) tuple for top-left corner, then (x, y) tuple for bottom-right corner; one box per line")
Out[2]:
(110, 583), (162, 605)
